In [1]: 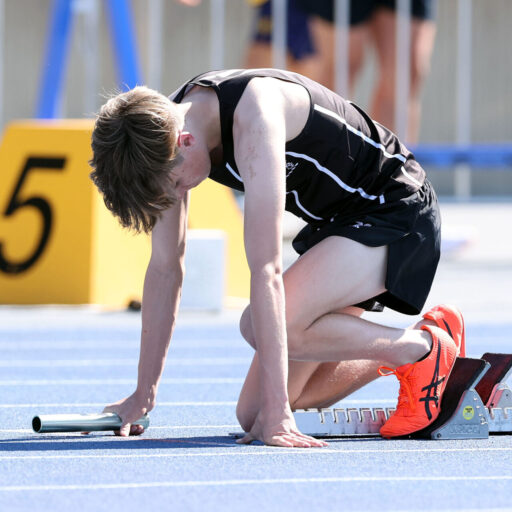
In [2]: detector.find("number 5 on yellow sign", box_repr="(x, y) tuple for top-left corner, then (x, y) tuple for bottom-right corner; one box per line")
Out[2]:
(0, 120), (249, 306)
(0, 120), (151, 305)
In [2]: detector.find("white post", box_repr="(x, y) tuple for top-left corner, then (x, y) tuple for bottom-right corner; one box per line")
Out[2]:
(84, 0), (99, 116)
(210, 0), (225, 70)
(395, 0), (411, 141)
(148, 0), (163, 90)
(455, 0), (472, 199)
(73, 0), (100, 117)
(334, 0), (350, 98)
(271, 0), (287, 69)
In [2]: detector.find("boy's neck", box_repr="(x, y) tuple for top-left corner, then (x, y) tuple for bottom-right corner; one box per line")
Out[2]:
(178, 88), (221, 153)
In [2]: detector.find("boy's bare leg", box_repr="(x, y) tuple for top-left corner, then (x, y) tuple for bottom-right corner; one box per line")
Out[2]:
(237, 236), (434, 432)
(289, 314), (440, 411)
(291, 359), (383, 409)
(237, 307), (377, 431)
(237, 354), (383, 432)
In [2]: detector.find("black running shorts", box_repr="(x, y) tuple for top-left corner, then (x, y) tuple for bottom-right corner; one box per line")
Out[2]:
(292, 180), (441, 315)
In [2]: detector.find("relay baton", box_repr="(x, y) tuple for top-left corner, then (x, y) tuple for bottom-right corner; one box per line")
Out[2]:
(32, 413), (150, 433)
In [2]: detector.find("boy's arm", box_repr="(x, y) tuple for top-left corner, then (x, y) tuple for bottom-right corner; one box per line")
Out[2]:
(233, 79), (322, 447)
(103, 193), (189, 436)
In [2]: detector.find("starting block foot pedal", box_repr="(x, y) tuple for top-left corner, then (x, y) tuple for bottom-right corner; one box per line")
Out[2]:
(293, 406), (395, 437)
(413, 357), (490, 440)
(477, 353), (512, 433)
(476, 353), (512, 407)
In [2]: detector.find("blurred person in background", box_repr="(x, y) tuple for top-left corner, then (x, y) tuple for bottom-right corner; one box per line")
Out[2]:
(244, 0), (319, 78)
(296, 0), (437, 143)
(178, 0), (322, 79)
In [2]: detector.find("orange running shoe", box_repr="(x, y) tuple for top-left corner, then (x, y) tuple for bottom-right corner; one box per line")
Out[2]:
(379, 325), (457, 438)
(422, 304), (465, 357)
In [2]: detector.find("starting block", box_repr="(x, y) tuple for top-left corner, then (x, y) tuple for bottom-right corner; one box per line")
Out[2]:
(293, 353), (512, 440)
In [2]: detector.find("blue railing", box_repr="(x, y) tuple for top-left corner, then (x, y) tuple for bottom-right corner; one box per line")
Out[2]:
(411, 144), (512, 168)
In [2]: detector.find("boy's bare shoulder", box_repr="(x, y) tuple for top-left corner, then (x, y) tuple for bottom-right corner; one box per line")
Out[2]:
(235, 77), (310, 140)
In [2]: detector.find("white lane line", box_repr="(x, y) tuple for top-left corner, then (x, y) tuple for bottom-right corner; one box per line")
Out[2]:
(0, 401), (237, 408)
(0, 341), (242, 350)
(1, 447), (511, 461)
(0, 425), (239, 433)
(0, 400), (392, 408)
(396, 510), (512, 512)
(0, 378), (244, 386)
(0, 358), (251, 367)
(393, 509), (512, 512)
(1, 475), (511, 491)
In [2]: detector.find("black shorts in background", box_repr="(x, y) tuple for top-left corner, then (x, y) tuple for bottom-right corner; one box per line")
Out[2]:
(252, 0), (315, 60)
(292, 180), (441, 315)
(295, 0), (437, 25)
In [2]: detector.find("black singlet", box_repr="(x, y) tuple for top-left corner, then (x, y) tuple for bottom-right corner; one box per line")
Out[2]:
(172, 68), (425, 227)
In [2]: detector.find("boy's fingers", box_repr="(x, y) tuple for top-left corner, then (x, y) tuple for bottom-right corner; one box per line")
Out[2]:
(119, 423), (131, 437)
(131, 424), (144, 435)
(294, 431), (328, 447)
(236, 433), (254, 444)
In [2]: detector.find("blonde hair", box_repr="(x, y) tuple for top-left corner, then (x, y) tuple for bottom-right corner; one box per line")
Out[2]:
(90, 86), (183, 233)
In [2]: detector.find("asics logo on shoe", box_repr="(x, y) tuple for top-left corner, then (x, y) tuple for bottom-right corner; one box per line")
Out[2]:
(419, 342), (446, 420)
(442, 319), (454, 340)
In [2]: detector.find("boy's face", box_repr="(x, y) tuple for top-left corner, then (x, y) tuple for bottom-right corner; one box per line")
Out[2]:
(171, 132), (210, 200)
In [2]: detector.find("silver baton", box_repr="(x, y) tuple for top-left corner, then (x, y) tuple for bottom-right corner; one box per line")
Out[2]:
(32, 413), (150, 433)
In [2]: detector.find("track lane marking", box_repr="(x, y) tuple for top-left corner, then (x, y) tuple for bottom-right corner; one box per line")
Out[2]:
(0, 341), (243, 350)
(0, 358), (251, 367)
(1, 447), (512, 460)
(0, 399), (395, 408)
(0, 378), (244, 386)
(1, 475), (511, 491)
(0, 425), (240, 433)
(0, 401), (238, 408)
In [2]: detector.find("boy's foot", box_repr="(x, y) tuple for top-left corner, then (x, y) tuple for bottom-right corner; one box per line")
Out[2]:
(379, 325), (458, 438)
(422, 304), (466, 357)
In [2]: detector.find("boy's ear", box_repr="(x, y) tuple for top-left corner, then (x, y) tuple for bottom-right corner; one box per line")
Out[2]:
(177, 131), (194, 148)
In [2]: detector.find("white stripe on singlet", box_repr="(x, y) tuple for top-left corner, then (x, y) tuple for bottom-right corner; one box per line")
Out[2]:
(286, 190), (324, 221)
(400, 165), (423, 187)
(286, 151), (385, 205)
(314, 104), (407, 164)
(226, 162), (243, 182)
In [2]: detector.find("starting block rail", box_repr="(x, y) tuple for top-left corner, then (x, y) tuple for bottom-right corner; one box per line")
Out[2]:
(293, 353), (512, 440)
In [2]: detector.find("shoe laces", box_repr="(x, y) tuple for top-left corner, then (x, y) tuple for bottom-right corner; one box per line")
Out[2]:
(378, 365), (416, 413)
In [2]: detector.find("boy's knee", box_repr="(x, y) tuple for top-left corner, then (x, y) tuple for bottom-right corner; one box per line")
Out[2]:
(240, 305), (309, 358)
(239, 307), (256, 350)
(236, 401), (253, 433)
(286, 321), (308, 360)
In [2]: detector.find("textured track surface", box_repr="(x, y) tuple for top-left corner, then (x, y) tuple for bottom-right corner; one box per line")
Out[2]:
(2, 200), (512, 511)
(1, 303), (511, 512)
